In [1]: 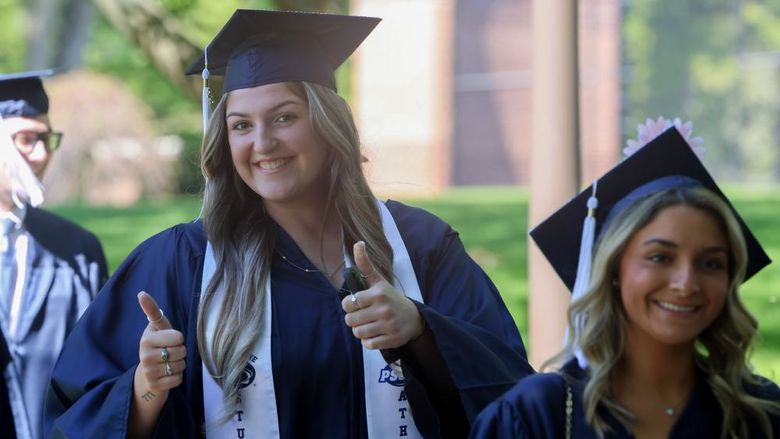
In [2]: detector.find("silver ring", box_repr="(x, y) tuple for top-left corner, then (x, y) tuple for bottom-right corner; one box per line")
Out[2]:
(161, 347), (170, 363)
(164, 361), (173, 377)
(350, 293), (361, 311)
(147, 309), (164, 324)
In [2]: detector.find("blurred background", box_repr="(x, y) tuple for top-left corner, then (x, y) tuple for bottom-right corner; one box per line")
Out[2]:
(1, 0), (779, 374)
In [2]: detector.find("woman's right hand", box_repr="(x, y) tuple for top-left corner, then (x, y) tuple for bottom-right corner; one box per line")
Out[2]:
(128, 291), (187, 438)
(137, 291), (187, 393)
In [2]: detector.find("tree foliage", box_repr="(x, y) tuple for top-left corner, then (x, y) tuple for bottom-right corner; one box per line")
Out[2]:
(0, 0), (26, 72)
(623, 0), (780, 181)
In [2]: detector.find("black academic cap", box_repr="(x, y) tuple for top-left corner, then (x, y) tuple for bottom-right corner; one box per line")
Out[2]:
(530, 127), (771, 291)
(184, 9), (380, 93)
(0, 69), (55, 118)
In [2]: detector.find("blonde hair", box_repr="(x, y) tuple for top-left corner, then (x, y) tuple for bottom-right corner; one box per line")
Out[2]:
(546, 186), (779, 438)
(196, 81), (393, 422)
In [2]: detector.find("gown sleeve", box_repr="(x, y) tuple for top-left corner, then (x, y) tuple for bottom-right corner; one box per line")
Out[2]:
(466, 399), (526, 438)
(385, 201), (535, 437)
(746, 376), (780, 437)
(44, 222), (206, 439)
(468, 373), (569, 439)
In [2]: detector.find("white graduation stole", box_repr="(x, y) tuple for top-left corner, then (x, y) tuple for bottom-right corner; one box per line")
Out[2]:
(202, 200), (424, 438)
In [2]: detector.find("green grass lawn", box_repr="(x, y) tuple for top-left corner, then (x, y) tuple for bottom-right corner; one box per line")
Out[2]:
(49, 185), (780, 378)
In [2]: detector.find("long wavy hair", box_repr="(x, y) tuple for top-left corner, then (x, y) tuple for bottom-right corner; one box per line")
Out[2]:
(547, 186), (779, 438)
(197, 81), (394, 422)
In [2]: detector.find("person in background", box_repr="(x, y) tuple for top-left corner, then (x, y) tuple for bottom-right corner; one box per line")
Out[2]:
(45, 9), (533, 439)
(470, 118), (780, 438)
(0, 71), (108, 439)
(0, 70), (61, 180)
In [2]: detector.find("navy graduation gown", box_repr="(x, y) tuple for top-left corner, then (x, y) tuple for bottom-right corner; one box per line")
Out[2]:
(0, 331), (16, 438)
(45, 201), (533, 438)
(470, 359), (780, 438)
(2, 206), (107, 439)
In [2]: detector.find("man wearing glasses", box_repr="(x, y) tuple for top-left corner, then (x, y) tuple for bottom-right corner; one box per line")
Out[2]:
(0, 71), (63, 179)
(0, 70), (107, 439)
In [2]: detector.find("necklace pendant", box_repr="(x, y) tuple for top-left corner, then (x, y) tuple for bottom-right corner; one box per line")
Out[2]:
(665, 407), (675, 416)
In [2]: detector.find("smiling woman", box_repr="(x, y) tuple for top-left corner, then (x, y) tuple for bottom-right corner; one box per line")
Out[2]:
(618, 204), (731, 350)
(44, 9), (534, 439)
(578, 186), (766, 437)
(471, 120), (780, 439)
(225, 83), (331, 210)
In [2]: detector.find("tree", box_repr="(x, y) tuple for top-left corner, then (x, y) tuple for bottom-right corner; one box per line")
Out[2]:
(622, 0), (780, 181)
(20, 0), (95, 70)
(90, 0), (201, 97)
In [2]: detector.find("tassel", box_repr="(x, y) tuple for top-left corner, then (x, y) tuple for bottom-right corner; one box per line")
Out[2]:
(201, 46), (211, 134)
(569, 181), (598, 368)
(0, 115), (44, 207)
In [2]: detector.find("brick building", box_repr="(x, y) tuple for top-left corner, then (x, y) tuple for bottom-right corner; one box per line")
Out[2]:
(353, 0), (621, 196)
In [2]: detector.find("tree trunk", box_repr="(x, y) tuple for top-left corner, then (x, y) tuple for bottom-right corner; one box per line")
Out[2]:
(25, 0), (62, 69)
(90, 0), (200, 97)
(56, 0), (96, 70)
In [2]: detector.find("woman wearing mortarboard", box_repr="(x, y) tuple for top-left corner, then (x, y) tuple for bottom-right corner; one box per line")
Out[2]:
(44, 10), (533, 439)
(469, 118), (780, 438)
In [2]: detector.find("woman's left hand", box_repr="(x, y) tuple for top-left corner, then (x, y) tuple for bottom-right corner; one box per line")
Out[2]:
(342, 241), (425, 350)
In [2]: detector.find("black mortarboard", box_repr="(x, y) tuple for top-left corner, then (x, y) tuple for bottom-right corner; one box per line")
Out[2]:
(0, 69), (55, 118)
(184, 9), (380, 132)
(185, 9), (380, 93)
(530, 126), (771, 292)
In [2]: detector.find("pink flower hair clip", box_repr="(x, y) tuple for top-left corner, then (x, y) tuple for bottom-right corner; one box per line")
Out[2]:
(624, 116), (704, 159)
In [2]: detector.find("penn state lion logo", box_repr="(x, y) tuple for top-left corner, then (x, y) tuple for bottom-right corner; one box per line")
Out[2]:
(238, 363), (256, 389)
(378, 364), (405, 387)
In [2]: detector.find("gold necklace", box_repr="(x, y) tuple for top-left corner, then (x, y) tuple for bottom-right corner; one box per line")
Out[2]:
(277, 250), (345, 280)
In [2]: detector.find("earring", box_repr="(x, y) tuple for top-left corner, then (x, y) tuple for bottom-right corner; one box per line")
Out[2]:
(611, 279), (620, 290)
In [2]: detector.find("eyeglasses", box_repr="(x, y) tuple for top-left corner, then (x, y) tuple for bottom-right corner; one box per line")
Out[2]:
(10, 130), (64, 152)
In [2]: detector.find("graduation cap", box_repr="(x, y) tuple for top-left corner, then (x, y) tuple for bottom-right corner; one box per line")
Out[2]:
(184, 9), (381, 131)
(530, 126), (771, 294)
(0, 69), (56, 118)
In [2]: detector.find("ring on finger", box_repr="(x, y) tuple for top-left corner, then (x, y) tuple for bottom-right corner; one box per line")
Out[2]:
(350, 293), (361, 311)
(164, 361), (173, 377)
(148, 309), (165, 324)
(161, 347), (170, 363)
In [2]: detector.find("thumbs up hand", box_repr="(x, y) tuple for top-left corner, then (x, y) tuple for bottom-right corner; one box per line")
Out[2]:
(341, 241), (425, 350)
(136, 291), (186, 393)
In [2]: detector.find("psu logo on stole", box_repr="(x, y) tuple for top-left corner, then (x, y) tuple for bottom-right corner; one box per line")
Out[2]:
(378, 364), (406, 387)
(238, 363), (256, 389)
